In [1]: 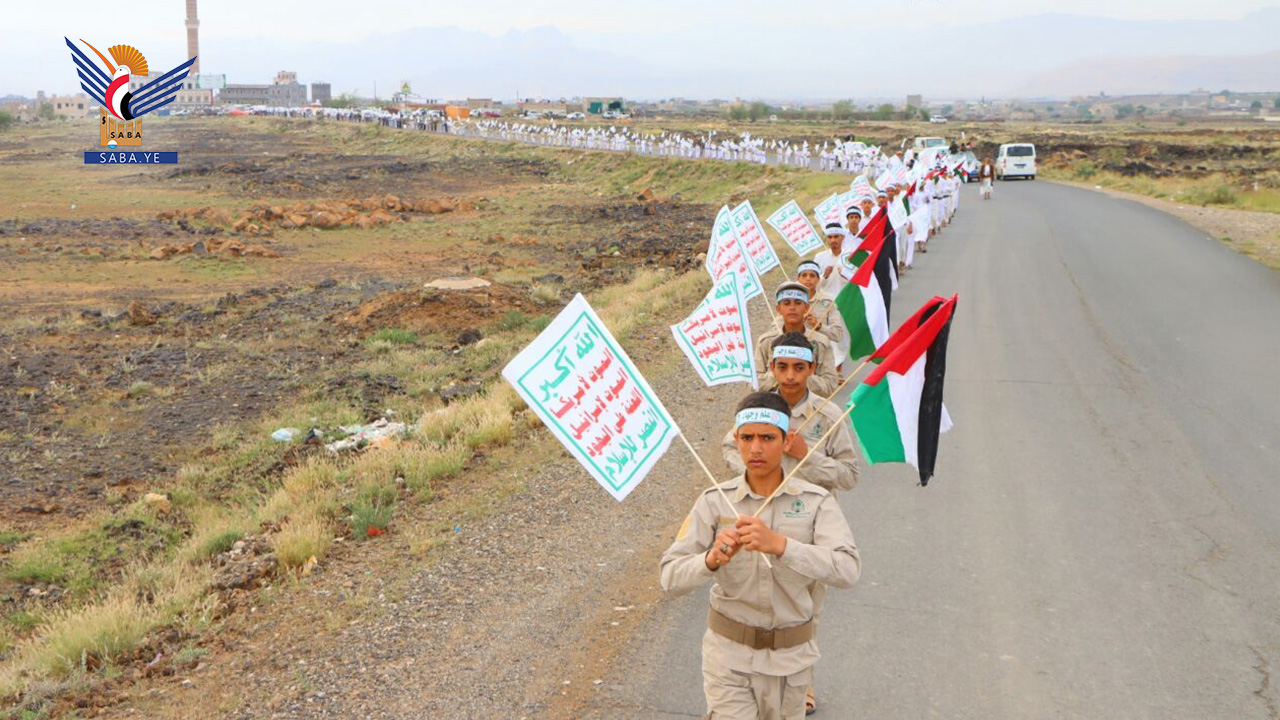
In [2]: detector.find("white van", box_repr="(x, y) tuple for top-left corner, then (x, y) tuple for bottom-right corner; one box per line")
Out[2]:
(997, 143), (1036, 180)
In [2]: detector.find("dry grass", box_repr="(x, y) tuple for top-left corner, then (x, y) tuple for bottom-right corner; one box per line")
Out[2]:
(272, 515), (333, 569)
(0, 562), (212, 696)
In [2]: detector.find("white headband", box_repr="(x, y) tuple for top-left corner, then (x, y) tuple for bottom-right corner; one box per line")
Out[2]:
(735, 408), (790, 433)
(796, 261), (821, 275)
(776, 288), (809, 304)
(772, 345), (814, 363)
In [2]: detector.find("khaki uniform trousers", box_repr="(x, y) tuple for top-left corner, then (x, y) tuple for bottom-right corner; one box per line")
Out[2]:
(702, 662), (812, 720)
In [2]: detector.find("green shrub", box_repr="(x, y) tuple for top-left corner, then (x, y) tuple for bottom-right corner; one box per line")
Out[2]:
(367, 328), (419, 346)
(350, 482), (396, 539)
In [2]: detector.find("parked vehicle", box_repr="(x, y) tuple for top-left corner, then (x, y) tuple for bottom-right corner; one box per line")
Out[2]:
(912, 136), (948, 151)
(996, 143), (1037, 180)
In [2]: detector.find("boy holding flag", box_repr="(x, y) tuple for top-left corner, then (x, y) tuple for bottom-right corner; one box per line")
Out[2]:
(722, 333), (859, 494)
(661, 392), (861, 720)
(755, 282), (840, 397)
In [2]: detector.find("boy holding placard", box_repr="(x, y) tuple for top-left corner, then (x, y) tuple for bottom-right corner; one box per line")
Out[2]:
(661, 392), (861, 720)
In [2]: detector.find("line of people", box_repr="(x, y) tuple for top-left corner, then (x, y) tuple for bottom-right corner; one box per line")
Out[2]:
(661, 151), (964, 718)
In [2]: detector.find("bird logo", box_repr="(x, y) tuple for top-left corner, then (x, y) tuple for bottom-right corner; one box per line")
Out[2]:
(65, 37), (196, 147)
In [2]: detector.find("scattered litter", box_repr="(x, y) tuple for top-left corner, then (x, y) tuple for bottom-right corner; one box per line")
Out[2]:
(425, 276), (491, 291)
(301, 556), (318, 576)
(593, 679), (603, 686)
(612, 605), (634, 612)
(271, 427), (302, 442)
(366, 527), (387, 538)
(325, 418), (406, 453)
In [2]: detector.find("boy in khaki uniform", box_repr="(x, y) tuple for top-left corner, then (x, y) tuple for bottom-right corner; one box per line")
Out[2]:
(722, 332), (858, 494)
(795, 260), (848, 376)
(755, 282), (839, 397)
(661, 392), (861, 720)
(720, 333), (858, 714)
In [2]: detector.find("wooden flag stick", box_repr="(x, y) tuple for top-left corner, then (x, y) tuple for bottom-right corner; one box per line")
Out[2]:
(751, 398), (858, 519)
(790, 357), (871, 437)
(678, 431), (772, 568)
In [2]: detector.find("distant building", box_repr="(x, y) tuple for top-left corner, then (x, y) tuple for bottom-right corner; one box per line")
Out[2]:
(906, 94), (923, 109)
(311, 82), (331, 105)
(2, 97), (36, 121)
(466, 98), (495, 109)
(221, 70), (307, 107)
(518, 99), (581, 115)
(45, 93), (95, 118)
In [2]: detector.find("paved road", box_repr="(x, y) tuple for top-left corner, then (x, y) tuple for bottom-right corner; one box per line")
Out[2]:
(592, 180), (1280, 719)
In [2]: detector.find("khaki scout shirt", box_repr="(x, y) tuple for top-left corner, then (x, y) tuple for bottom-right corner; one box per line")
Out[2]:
(660, 475), (860, 676)
(809, 292), (845, 349)
(720, 392), (859, 493)
(755, 319), (839, 397)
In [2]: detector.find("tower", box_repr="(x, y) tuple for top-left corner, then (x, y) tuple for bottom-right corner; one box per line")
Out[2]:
(186, 0), (200, 74)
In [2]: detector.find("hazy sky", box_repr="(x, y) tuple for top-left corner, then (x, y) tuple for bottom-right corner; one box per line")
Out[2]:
(7, 1), (1280, 98)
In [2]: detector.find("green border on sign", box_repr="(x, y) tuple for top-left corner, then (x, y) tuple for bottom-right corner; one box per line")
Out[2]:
(516, 312), (673, 492)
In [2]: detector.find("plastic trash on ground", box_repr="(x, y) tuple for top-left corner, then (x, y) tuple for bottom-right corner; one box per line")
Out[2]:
(324, 418), (407, 453)
(271, 428), (302, 442)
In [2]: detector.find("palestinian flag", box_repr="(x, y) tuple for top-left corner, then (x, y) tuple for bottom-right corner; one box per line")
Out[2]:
(860, 203), (901, 284)
(847, 294), (957, 486)
(856, 210), (896, 311)
(833, 222), (891, 360)
(870, 296), (949, 364)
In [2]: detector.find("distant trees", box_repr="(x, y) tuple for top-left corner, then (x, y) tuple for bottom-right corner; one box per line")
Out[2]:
(1274, 97), (1280, 109)
(323, 95), (357, 109)
(865, 104), (892, 120)
(0, 110), (12, 131)
(724, 100), (790, 122)
(1250, 100), (1263, 110)
(831, 100), (855, 121)
(38, 102), (54, 121)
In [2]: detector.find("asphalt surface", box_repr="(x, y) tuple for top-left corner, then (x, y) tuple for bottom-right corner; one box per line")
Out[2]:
(591, 179), (1280, 719)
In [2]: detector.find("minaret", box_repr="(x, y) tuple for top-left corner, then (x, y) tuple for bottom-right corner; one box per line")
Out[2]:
(186, 0), (200, 74)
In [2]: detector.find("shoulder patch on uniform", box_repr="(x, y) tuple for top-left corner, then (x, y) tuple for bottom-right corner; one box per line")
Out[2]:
(676, 515), (692, 541)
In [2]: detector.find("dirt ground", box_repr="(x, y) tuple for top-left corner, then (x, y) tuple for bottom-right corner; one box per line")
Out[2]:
(0, 117), (723, 656)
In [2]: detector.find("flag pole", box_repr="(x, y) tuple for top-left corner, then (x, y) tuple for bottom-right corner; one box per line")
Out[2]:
(751, 398), (858, 519)
(790, 357), (871, 437)
(678, 431), (772, 568)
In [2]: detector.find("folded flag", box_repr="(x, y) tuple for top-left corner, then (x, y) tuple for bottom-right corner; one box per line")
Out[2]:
(848, 294), (957, 486)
